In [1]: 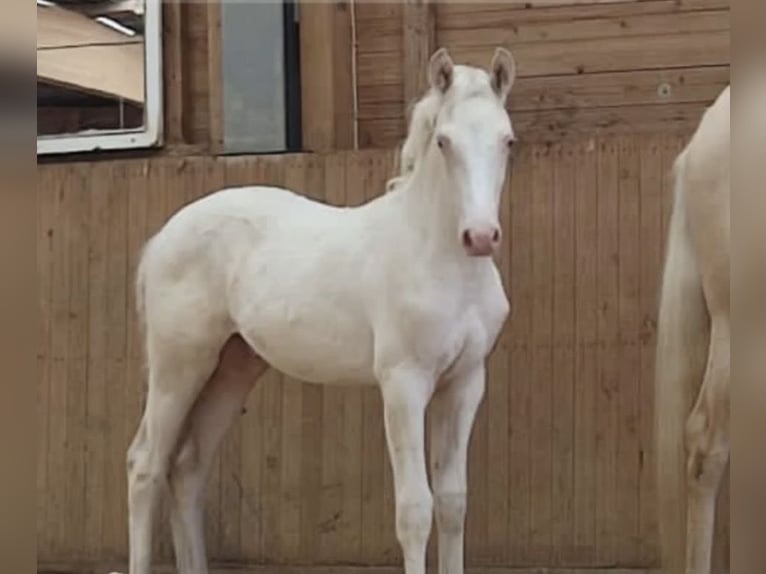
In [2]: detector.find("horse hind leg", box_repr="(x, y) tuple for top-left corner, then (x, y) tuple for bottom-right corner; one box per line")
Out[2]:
(168, 335), (268, 574)
(685, 316), (730, 574)
(125, 337), (225, 574)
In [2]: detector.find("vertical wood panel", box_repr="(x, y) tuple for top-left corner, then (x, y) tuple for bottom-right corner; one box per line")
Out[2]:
(573, 139), (599, 565)
(402, 0), (436, 114)
(37, 166), (55, 558)
(616, 138), (642, 564)
(638, 138), (663, 565)
(38, 134), (728, 571)
(528, 144), (554, 563)
(507, 144), (532, 564)
(65, 164), (90, 561)
(595, 140), (620, 565)
(103, 161), (130, 559)
(299, 1), (355, 151)
(83, 163), (109, 560)
(551, 143), (576, 565)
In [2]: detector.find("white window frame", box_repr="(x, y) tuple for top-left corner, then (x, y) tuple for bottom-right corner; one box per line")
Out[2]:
(36, 0), (163, 156)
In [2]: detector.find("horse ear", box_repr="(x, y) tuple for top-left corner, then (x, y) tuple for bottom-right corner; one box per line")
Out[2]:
(490, 47), (516, 102)
(428, 47), (454, 94)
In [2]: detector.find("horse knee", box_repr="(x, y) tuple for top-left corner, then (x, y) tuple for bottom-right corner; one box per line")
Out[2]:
(396, 488), (433, 549)
(127, 435), (170, 501)
(434, 492), (466, 536)
(168, 438), (203, 501)
(685, 411), (728, 489)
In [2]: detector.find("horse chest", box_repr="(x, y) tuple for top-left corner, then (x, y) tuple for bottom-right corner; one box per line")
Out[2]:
(389, 281), (506, 378)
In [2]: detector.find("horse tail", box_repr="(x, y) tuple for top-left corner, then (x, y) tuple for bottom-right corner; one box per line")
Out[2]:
(655, 149), (711, 574)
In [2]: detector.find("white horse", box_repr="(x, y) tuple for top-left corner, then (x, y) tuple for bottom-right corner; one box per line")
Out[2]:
(122, 46), (517, 574)
(655, 85), (730, 574)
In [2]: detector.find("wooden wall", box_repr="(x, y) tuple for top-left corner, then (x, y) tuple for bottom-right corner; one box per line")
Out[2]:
(37, 136), (728, 571)
(355, 0), (730, 147)
(136, 0), (730, 156)
(37, 1), (730, 571)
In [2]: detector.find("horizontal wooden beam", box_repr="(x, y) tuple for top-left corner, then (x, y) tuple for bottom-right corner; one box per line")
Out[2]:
(37, 4), (144, 104)
(40, 564), (659, 574)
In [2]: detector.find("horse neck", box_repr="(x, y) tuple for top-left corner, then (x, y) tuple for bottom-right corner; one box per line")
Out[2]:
(395, 144), (464, 259)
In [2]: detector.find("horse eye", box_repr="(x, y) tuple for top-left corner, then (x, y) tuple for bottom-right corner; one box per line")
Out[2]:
(436, 134), (449, 149)
(505, 137), (515, 150)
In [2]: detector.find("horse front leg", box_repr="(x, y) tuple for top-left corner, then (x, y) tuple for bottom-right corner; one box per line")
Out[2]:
(685, 317), (730, 574)
(380, 369), (436, 574)
(429, 364), (486, 574)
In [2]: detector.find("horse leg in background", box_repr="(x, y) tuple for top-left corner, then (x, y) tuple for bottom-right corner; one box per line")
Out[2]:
(429, 365), (486, 574)
(168, 335), (268, 574)
(685, 316), (730, 574)
(126, 342), (223, 574)
(380, 370), (436, 574)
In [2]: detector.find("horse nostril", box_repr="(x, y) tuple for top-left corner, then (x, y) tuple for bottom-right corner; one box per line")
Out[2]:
(462, 229), (473, 248)
(491, 228), (500, 243)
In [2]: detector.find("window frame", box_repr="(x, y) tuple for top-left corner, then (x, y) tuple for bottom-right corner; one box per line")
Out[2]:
(36, 0), (164, 156)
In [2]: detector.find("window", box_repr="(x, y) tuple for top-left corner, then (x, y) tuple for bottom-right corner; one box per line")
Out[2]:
(217, 0), (302, 154)
(36, 0), (163, 155)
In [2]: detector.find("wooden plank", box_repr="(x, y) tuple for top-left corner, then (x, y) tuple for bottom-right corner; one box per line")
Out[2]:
(359, 66), (729, 120)
(485, 169), (512, 560)
(595, 140), (620, 565)
(40, 563), (661, 574)
(162, 0), (185, 145)
(528, 143), (554, 562)
(356, 53), (404, 88)
(616, 137), (642, 564)
(438, 0), (729, 29)
(101, 161), (130, 555)
(354, 1), (403, 22)
(572, 138), (599, 565)
(37, 166), (58, 558)
(362, 101), (712, 148)
(299, 1), (354, 150)
(84, 163), (109, 560)
(448, 30), (730, 78)
(551, 143), (576, 564)
(65, 165), (90, 561)
(355, 15), (402, 54)
(402, 0), (436, 113)
(438, 9), (729, 47)
(512, 101), (712, 142)
(182, 1), (212, 145)
(207, 0), (224, 153)
(509, 66), (730, 112)
(507, 144), (533, 564)
(638, 137), (664, 564)
(358, 118), (406, 149)
(123, 159), (151, 564)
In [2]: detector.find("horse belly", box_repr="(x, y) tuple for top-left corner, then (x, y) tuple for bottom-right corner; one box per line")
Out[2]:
(238, 306), (377, 386)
